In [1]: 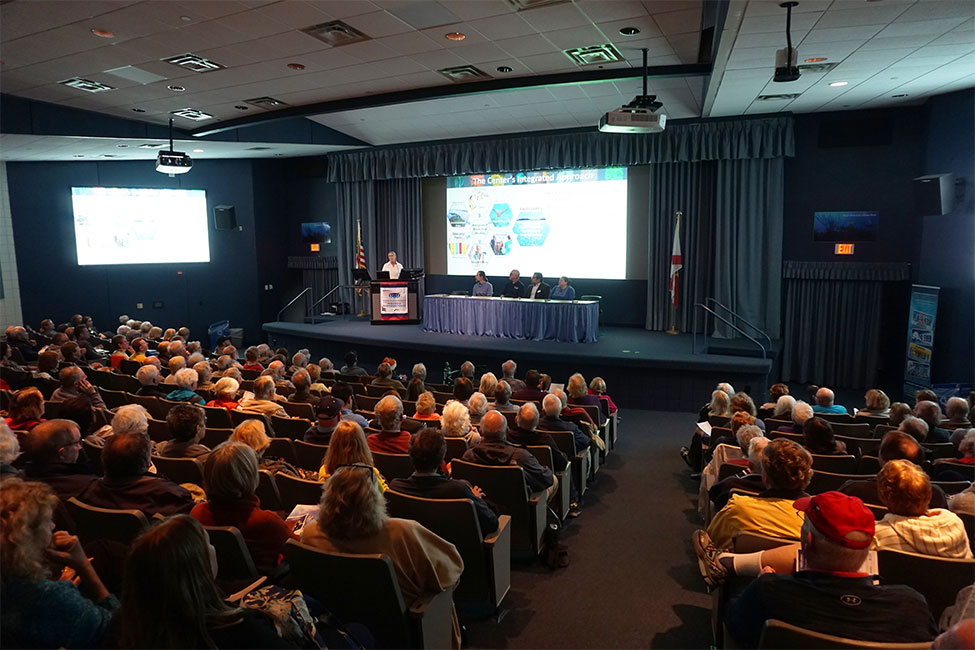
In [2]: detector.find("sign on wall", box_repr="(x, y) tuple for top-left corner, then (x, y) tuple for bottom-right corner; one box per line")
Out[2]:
(903, 284), (939, 400)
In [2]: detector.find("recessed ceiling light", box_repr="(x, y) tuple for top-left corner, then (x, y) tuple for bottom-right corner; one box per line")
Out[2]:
(168, 85), (185, 92)
(619, 26), (640, 36)
(829, 81), (848, 87)
(496, 65), (512, 73)
(287, 63), (305, 70)
(132, 108), (146, 112)
(892, 93), (908, 98)
(445, 32), (466, 41)
(91, 28), (114, 38)
(193, 149), (204, 153)
(234, 105), (249, 110)
(180, 15), (192, 22)
(804, 57), (827, 63)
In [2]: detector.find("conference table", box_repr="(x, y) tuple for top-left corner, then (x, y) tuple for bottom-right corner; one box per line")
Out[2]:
(423, 294), (600, 344)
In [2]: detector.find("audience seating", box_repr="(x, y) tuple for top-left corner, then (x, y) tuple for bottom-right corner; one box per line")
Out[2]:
(806, 470), (875, 495)
(146, 418), (170, 443)
(66, 497), (149, 545)
(876, 548), (975, 620)
(406, 417), (439, 430)
(282, 401), (315, 420)
(240, 368), (262, 380)
(927, 445), (963, 462)
(733, 531), (799, 553)
(767, 430), (803, 444)
(99, 388), (129, 410)
(365, 384), (406, 398)
(265, 438), (297, 465)
(709, 415), (731, 428)
(283, 541), (456, 649)
(451, 459), (547, 557)
(809, 454), (857, 474)
(717, 462), (746, 482)
(547, 429), (591, 495)
(443, 436), (467, 462)
(230, 410), (272, 434)
(385, 490), (512, 616)
(865, 503), (888, 520)
(356, 394), (380, 411)
(756, 619), (933, 650)
(858, 455), (882, 474)
(202, 427), (233, 449)
(957, 512), (975, 554)
(431, 391), (452, 405)
(203, 525), (259, 583)
(32, 378), (59, 399)
(817, 413), (854, 424)
(275, 473), (323, 512)
(270, 415), (311, 440)
(201, 405), (233, 428)
(764, 418), (792, 431)
(119, 359), (142, 376)
(526, 445), (569, 521)
(372, 451), (415, 481)
(127, 393), (159, 417)
(256, 469), (282, 511)
(82, 438), (103, 475)
(834, 435), (880, 459)
(292, 440), (328, 471)
(872, 424), (896, 438)
(152, 455), (204, 486)
(853, 414), (889, 429)
(932, 480), (972, 495)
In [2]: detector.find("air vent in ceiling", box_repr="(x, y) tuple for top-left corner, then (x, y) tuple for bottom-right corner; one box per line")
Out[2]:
(756, 93), (801, 101)
(245, 96), (288, 108)
(60, 77), (115, 93)
(171, 108), (214, 121)
(104, 65), (167, 84)
(139, 143), (166, 149)
(563, 44), (624, 66)
(437, 65), (491, 82)
(246, 146), (273, 151)
(798, 62), (840, 73)
(301, 20), (370, 46)
(504, 0), (569, 9)
(163, 53), (226, 73)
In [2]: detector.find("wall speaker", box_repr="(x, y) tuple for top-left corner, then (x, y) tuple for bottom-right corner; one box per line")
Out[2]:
(913, 174), (954, 216)
(213, 205), (237, 230)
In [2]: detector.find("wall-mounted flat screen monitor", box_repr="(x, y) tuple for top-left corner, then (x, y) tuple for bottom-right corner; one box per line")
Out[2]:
(71, 187), (210, 265)
(301, 221), (332, 244)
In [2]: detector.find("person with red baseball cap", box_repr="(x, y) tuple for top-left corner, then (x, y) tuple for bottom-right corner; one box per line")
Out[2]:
(720, 491), (939, 647)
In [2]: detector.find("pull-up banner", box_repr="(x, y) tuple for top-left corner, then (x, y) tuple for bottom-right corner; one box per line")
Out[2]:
(903, 284), (939, 400)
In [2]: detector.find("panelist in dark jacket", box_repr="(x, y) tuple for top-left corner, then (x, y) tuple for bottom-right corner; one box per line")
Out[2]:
(389, 427), (499, 534)
(499, 269), (526, 298)
(525, 272), (551, 299)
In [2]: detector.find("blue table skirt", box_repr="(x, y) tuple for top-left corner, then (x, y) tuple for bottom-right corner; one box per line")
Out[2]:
(423, 295), (599, 343)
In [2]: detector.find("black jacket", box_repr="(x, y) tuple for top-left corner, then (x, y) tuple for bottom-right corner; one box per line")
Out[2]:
(525, 281), (551, 299)
(507, 427), (568, 469)
(499, 280), (525, 298)
(389, 473), (499, 534)
(462, 438), (554, 494)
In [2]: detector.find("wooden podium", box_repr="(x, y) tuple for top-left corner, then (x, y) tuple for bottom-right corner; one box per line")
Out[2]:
(370, 279), (422, 324)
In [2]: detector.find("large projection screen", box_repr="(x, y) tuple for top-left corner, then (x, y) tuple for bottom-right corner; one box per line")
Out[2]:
(444, 167), (628, 280)
(71, 187), (210, 266)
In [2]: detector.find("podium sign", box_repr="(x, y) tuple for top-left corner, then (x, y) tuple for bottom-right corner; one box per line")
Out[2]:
(371, 280), (421, 324)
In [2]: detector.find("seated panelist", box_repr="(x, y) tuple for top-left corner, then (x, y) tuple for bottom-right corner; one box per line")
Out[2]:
(472, 270), (493, 297)
(525, 272), (550, 299)
(549, 276), (576, 301)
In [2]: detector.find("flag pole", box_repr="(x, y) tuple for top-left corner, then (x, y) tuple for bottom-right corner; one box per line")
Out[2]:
(666, 210), (682, 335)
(356, 218), (368, 318)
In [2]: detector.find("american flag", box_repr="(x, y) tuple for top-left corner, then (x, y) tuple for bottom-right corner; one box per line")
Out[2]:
(355, 218), (367, 269)
(669, 212), (682, 308)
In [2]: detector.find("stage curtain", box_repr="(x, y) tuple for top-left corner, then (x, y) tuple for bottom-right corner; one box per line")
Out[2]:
(325, 116), (795, 182)
(335, 181), (376, 289)
(779, 262), (910, 388)
(646, 161), (716, 331)
(645, 157), (784, 340)
(375, 178), (423, 269)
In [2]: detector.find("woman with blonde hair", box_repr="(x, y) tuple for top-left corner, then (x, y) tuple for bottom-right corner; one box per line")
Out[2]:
(1, 479), (116, 648)
(230, 419), (311, 479)
(567, 372), (604, 425)
(300, 464), (463, 648)
(320, 420), (387, 490)
(412, 392), (440, 422)
(162, 328), (176, 342)
(873, 459), (972, 558)
(861, 389), (891, 417)
(4, 386), (44, 431)
(478, 372), (498, 398)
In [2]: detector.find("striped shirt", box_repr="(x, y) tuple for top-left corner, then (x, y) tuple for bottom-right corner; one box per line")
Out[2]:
(873, 509), (973, 559)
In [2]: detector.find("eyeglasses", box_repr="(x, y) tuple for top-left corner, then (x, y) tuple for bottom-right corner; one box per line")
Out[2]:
(59, 437), (82, 452)
(334, 463), (376, 482)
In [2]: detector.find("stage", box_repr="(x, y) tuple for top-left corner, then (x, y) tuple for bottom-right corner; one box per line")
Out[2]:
(262, 318), (779, 411)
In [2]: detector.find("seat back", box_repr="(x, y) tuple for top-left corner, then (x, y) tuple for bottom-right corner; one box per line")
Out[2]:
(830, 422), (870, 437)
(956, 512), (975, 554)
(275, 473), (323, 511)
(451, 459), (541, 554)
(764, 418), (792, 430)
(853, 414), (889, 429)
(525, 445), (553, 469)
(203, 427), (233, 449)
(127, 393), (159, 416)
(256, 469), (282, 511)
(146, 417), (170, 443)
(282, 401), (316, 420)
(834, 435), (880, 459)
(356, 395), (380, 412)
(204, 525), (258, 581)
(42, 400), (61, 420)
(759, 619), (933, 649)
(385, 490), (497, 604)
(807, 470), (875, 495)
(82, 438), (103, 475)
(733, 531), (799, 553)
(240, 368), (262, 380)
(153, 398), (182, 421)
(66, 497), (149, 545)
(282, 541), (421, 649)
(201, 405), (233, 429)
(932, 480), (972, 495)
(31, 378), (60, 400)
(432, 391), (452, 405)
(810, 454), (857, 474)
(858, 455), (882, 474)
(818, 412), (854, 424)
(119, 359), (142, 376)
(709, 415), (731, 427)
(270, 415), (311, 441)
(876, 549), (975, 619)
(266, 438), (297, 465)
(545, 431), (577, 465)
(768, 430), (803, 443)
(443, 436), (467, 461)
(151, 455), (204, 486)
(717, 462), (745, 482)
(230, 410), (272, 432)
(99, 388), (129, 409)
(372, 451), (414, 481)
(293, 440), (328, 471)
(873, 424), (897, 438)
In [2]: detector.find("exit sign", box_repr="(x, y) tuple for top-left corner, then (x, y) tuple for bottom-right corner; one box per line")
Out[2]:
(834, 243), (855, 255)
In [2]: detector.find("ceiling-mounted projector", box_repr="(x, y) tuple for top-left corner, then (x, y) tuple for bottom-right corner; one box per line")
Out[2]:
(156, 150), (192, 175)
(598, 47), (666, 134)
(773, 1), (801, 83)
(155, 117), (192, 176)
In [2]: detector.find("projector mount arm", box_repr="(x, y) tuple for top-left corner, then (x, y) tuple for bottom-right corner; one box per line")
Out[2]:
(623, 48), (663, 112)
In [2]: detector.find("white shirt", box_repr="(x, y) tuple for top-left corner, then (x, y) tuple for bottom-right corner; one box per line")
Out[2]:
(530, 283), (541, 298)
(381, 261), (403, 279)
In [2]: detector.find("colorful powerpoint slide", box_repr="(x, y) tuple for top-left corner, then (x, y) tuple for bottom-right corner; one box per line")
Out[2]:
(71, 187), (210, 266)
(444, 168), (628, 280)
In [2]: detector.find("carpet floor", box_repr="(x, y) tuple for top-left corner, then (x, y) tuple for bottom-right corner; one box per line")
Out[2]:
(466, 409), (712, 649)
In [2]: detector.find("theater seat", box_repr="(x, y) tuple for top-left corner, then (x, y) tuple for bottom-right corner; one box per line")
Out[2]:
(293, 440), (327, 472)
(66, 497), (148, 546)
(275, 473), (323, 512)
(806, 470), (875, 495)
(525, 445), (569, 520)
(877, 549), (975, 621)
(757, 619), (933, 649)
(283, 541), (455, 649)
(203, 525), (258, 583)
(372, 451), (414, 481)
(152, 455), (204, 486)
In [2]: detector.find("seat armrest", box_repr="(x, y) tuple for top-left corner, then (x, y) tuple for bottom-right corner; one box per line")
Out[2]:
(483, 514), (511, 547)
(409, 586), (455, 649)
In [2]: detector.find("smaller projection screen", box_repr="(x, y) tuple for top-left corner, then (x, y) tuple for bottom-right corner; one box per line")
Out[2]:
(71, 187), (210, 265)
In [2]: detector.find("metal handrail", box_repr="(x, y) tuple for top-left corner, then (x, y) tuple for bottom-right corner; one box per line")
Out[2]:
(706, 298), (773, 352)
(310, 285), (343, 313)
(693, 303), (767, 360)
(277, 287), (311, 322)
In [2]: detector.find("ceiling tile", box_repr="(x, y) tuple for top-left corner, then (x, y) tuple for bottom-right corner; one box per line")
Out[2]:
(739, 11), (823, 35)
(495, 33), (561, 57)
(813, 4), (911, 30)
(377, 31), (444, 55)
(409, 48), (466, 70)
(343, 11), (416, 38)
(803, 25), (886, 45)
(467, 12), (537, 40)
(652, 7), (703, 36)
(519, 3), (592, 32)
(877, 17), (970, 38)
(436, 0), (511, 22)
(251, 1), (336, 29)
(540, 24), (608, 50)
(895, 1), (975, 23)
(576, 0), (647, 22)
(518, 51), (577, 74)
(447, 41), (510, 64)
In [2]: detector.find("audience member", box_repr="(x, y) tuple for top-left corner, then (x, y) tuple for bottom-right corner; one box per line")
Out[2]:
(390, 427), (499, 534)
(4, 387), (45, 431)
(700, 389), (731, 422)
(567, 372), (604, 425)
(777, 400), (813, 434)
(412, 392), (440, 422)
(367, 395), (411, 454)
(165, 368), (204, 405)
(51, 367), (107, 410)
(0, 479), (117, 649)
(300, 464), (464, 648)
(5, 325), (38, 362)
(288, 369), (319, 407)
(236, 376), (287, 418)
(304, 396), (343, 445)
(812, 387), (848, 415)
(108, 335), (130, 369)
(772, 394), (795, 420)
(118, 515), (288, 648)
(162, 355), (186, 384)
(540, 393), (590, 453)
(128, 338), (148, 363)
(477, 372), (498, 399)
(459, 361), (475, 381)
(193, 361), (215, 391)
(371, 362), (405, 390)
(135, 365), (168, 397)
(0, 421), (21, 478)
(406, 376), (426, 402)
(915, 388), (939, 405)
(330, 382), (369, 429)
(915, 400), (951, 443)
(452, 377), (474, 405)
(759, 383), (790, 411)
(491, 380), (518, 413)
(873, 460), (973, 558)
(242, 346), (264, 371)
(839, 430), (948, 508)
(21, 420), (95, 501)
(887, 401), (912, 427)
(500, 359), (526, 392)
(229, 419), (307, 479)
(206, 377), (241, 411)
(319, 421), (386, 488)
(192, 442), (294, 574)
(467, 391), (489, 426)
(441, 400), (479, 446)
(587, 376), (618, 414)
(464, 410), (556, 499)
(802, 416), (847, 455)
(899, 415), (930, 442)
(155, 404), (210, 459)
(860, 389), (891, 416)
(33, 349), (61, 380)
(709, 437), (771, 512)
(511, 369), (546, 402)
(339, 351), (367, 376)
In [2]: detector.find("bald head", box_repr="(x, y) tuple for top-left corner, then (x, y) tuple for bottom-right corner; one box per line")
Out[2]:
(542, 393), (562, 417)
(815, 387), (835, 407)
(480, 410), (507, 440)
(29, 419), (81, 464)
(517, 402), (539, 432)
(58, 366), (84, 389)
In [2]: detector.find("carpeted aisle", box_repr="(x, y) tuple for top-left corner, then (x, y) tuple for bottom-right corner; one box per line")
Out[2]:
(466, 410), (712, 649)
